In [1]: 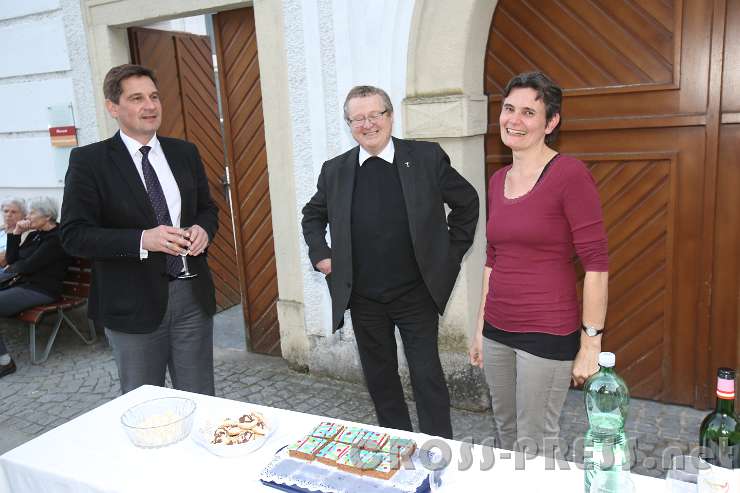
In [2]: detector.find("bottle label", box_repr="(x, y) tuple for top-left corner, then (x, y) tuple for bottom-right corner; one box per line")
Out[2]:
(717, 377), (735, 400)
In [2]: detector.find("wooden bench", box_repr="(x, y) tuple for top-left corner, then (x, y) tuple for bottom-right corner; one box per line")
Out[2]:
(15, 257), (97, 364)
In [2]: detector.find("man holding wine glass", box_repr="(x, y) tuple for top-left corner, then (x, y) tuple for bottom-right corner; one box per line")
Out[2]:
(61, 64), (219, 395)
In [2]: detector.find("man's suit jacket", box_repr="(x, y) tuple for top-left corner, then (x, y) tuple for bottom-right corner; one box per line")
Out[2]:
(302, 137), (479, 332)
(60, 132), (219, 333)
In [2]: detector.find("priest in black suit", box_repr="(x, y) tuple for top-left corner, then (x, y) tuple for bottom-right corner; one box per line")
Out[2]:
(302, 86), (479, 438)
(61, 64), (218, 395)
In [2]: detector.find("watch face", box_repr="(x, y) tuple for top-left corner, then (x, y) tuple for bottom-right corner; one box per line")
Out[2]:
(585, 327), (598, 336)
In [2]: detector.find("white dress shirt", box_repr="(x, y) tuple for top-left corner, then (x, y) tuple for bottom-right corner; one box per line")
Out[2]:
(119, 131), (183, 263)
(359, 139), (395, 166)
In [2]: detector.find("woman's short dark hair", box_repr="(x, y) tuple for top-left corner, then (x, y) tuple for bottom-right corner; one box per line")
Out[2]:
(502, 72), (562, 144)
(103, 64), (158, 104)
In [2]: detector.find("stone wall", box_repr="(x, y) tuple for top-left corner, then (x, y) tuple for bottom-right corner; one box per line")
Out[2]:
(0, 0), (98, 205)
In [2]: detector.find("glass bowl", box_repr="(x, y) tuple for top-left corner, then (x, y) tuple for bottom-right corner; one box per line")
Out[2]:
(120, 397), (196, 448)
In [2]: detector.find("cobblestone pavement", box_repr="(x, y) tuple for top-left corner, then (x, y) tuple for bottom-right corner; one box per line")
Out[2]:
(0, 307), (706, 479)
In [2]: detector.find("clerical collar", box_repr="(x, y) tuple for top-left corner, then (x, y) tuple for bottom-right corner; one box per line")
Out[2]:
(359, 139), (395, 166)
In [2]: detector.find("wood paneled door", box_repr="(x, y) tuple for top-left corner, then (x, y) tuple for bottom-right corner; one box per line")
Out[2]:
(213, 8), (281, 356)
(129, 27), (242, 313)
(484, 0), (738, 408)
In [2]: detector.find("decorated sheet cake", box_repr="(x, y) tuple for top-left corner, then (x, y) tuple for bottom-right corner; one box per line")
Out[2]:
(335, 426), (366, 445)
(316, 441), (351, 466)
(357, 431), (388, 451)
(335, 446), (368, 474)
(260, 421), (435, 493)
(287, 435), (328, 461)
(289, 424), (405, 478)
(362, 453), (397, 480)
(310, 421), (345, 440)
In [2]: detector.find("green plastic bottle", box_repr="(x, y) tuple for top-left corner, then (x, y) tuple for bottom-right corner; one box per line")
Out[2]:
(583, 352), (631, 493)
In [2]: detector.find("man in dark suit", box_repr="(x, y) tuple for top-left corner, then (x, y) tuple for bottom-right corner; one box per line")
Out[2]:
(302, 86), (479, 438)
(61, 64), (219, 395)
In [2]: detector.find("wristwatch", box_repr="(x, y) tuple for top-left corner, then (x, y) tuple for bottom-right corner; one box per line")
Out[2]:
(582, 323), (604, 337)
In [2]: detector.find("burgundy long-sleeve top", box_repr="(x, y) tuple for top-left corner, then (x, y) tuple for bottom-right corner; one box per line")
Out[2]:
(484, 154), (609, 336)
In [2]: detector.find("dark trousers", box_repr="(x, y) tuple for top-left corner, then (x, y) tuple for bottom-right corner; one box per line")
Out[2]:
(0, 286), (55, 317)
(105, 279), (214, 396)
(0, 286), (56, 357)
(350, 283), (453, 439)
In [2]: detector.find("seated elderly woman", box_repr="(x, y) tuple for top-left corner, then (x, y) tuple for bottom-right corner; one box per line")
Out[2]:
(0, 197), (71, 377)
(0, 198), (27, 268)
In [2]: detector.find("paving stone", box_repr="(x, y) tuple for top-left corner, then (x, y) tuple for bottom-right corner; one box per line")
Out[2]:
(22, 424), (44, 435)
(76, 393), (101, 403)
(641, 432), (662, 445)
(238, 375), (264, 386)
(637, 439), (656, 453)
(39, 393), (70, 404)
(25, 412), (57, 427)
(58, 406), (82, 419)
(637, 422), (659, 434)
(58, 381), (83, 394)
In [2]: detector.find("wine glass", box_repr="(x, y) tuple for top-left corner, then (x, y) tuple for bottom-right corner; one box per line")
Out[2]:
(177, 228), (198, 279)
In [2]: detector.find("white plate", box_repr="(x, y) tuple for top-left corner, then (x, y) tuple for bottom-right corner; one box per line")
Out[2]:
(191, 406), (277, 457)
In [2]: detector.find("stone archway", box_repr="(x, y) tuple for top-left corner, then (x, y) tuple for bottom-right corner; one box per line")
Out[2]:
(402, 0), (497, 410)
(406, 0), (497, 98)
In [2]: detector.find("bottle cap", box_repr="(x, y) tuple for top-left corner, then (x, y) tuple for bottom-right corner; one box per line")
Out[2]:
(718, 368), (736, 379)
(598, 352), (615, 368)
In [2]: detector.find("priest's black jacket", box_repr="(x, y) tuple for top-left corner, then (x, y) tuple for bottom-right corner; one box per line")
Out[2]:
(301, 137), (479, 332)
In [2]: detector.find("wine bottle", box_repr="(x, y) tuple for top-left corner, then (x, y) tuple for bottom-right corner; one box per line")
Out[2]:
(699, 367), (740, 469)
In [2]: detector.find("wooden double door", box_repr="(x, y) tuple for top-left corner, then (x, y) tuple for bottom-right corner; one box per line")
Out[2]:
(485, 0), (739, 408)
(129, 7), (281, 356)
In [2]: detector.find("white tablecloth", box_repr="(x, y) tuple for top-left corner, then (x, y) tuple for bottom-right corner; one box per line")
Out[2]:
(0, 385), (665, 493)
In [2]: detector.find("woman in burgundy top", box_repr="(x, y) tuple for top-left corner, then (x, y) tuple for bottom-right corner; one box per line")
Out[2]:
(469, 72), (609, 453)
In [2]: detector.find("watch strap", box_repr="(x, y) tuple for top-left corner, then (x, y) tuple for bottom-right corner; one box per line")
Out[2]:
(581, 323), (604, 336)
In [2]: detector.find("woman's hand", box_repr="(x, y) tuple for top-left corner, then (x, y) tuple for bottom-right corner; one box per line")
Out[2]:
(571, 338), (600, 387)
(469, 330), (484, 368)
(13, 219), (31, 235)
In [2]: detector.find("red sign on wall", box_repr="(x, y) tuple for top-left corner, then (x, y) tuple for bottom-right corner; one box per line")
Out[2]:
(49, 126), (77, 147)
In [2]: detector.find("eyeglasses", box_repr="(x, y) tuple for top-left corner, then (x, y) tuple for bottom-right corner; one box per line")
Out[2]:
(347, 110), (388, 128)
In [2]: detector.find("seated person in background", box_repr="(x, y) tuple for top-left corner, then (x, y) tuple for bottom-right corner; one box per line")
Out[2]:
(0, 197), (71, 377)
(0, 198), (27, 268)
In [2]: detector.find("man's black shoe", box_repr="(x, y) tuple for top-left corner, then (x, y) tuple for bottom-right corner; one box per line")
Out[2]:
(0, 359), (16, 378)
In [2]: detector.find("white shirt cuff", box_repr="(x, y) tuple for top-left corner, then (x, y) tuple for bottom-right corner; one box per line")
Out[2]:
(139, 232), (148, 259)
